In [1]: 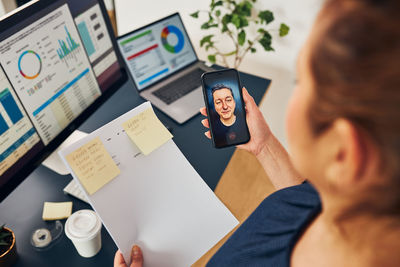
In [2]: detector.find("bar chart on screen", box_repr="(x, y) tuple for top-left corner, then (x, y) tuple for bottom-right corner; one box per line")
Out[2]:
(0, 69), (40, 176)
(0, 88), (23, 133)
(75, 4), (117, 78)
(56, 26), (82, 68)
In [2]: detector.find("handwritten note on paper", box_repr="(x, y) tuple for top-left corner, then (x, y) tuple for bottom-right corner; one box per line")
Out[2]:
(122, 108), (173, 155)
(65, 137), (120, 195)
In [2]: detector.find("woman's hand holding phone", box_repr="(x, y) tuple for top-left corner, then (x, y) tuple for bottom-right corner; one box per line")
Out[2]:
(202, 87), (305, 189)
(201, 87), (272, 156)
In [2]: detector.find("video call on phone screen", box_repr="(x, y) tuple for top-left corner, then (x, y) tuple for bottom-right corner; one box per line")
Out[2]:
(204, 70), (249, 148)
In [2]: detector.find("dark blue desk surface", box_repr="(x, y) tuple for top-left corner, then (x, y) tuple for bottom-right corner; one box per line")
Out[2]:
(0, 70), (270, 267)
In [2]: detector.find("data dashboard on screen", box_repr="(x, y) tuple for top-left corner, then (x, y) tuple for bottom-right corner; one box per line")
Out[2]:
(0, 3), (102, 144)
(0, 0), (124, 191)
(118, 14), (197, 91)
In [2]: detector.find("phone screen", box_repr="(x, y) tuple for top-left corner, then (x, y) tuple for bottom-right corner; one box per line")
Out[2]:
(202, 69), (250, 148)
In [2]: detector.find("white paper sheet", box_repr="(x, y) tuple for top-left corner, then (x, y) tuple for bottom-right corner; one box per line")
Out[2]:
(59, 102), (238, 267)
(42, 130), (88, 175)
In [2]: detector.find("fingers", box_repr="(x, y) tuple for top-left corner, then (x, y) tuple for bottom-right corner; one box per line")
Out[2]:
(201, 119), (211, 139)
(114, 250), (128, 267)
(199, 107), (207, 117)
(114, 246), (144, 267)
(201, 119), (209, 128)
(200, 108), (211, 139)
(242, 87), (256, 111)
(131, 245), (144, 267)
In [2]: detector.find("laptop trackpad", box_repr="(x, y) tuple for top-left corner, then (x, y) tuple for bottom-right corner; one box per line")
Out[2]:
(141, 87), (204, 124)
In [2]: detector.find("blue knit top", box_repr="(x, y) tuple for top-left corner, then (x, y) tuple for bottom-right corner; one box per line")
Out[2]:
(207, 182), (321, 267)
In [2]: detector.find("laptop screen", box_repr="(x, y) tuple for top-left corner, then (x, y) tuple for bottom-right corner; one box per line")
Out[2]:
(118, 13), (198, 91)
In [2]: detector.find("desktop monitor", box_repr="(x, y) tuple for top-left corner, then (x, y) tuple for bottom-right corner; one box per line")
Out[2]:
(0, 0), (128, 201)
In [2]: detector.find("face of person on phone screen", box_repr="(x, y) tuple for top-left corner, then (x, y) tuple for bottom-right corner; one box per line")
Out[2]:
(212, 87), (236, 126)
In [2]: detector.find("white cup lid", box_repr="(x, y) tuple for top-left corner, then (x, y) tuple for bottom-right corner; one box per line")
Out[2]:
(65, 209), (101, 241)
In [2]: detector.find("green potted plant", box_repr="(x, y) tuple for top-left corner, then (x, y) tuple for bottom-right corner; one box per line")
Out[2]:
(191, 0), (290, 68)
(0, 225), (17, 267)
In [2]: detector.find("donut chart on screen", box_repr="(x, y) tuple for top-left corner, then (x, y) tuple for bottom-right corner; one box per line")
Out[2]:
(161, 25), (184, 53)
(18, 50), (42, 80)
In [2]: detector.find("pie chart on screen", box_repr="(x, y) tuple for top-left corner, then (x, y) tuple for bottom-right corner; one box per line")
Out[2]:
(18, 50), (42, 80)
(161, 25), (184, 54)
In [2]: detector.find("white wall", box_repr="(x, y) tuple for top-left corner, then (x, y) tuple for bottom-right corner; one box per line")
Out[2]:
(115, 0), (323, 148)
(0, 0), (17, 17)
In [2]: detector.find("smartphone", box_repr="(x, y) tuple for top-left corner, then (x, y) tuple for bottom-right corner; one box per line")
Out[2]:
(201, 69), (250, 148)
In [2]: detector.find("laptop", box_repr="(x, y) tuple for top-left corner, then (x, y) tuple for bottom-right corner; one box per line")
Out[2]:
(117, 13), (213, 124)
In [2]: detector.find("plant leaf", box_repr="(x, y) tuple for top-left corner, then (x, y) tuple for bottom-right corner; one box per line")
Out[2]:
(201, 22), (210, 29)
(238, 30), (246, 46)
(200, 35), (214, 47)
(211, 0), (223, 10)
(279, 23), (290, 37)
(222, 14), (232, 25)
(190, 11), (199, 18)
(247, 40), (253, 46)
(259, 31), (274, 51)
(215, 0), (223, 7)
(205, 43), (214, 51)
(208, 54), (216, 63)
(208, 12), (214, 23)
(251, 47), (257, 53)
(257, 28), (267, 34)
(221, 14), (233, 32)
(232, 14), (241, 29)
(240, 17), (249, 28)
(0, 232), (11, 237)
(258, 10), (274, 24)
(234, 0), (252, 17)
(215, 10), (221, 17)
(244, 0), (253, 15)
(0, 232), (11, 240)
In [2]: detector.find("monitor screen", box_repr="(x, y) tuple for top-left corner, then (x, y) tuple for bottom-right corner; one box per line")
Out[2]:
(0, 0), (127, 200)
(117, 13), (198, 91)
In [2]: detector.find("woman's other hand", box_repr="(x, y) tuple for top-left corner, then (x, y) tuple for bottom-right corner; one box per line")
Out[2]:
(114, 245), (143, 267)
(200, 87), (271, 156)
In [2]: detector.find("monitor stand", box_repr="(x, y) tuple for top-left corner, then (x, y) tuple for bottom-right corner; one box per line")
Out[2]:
(41, 130), (88, 175)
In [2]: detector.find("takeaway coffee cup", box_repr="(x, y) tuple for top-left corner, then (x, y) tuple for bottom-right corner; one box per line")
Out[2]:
(65, 209), (102, 257)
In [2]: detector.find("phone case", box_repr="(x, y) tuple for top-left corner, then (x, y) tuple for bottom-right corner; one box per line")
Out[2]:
(201, 68), (250, 149)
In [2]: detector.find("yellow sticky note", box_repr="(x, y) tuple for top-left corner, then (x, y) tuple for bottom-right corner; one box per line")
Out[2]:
(65, 137), (120, 195)
(42, 201), (73, 221)
(122, 108), (173, 155)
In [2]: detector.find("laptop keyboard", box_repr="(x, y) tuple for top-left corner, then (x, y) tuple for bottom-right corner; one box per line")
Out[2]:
(152, 68), (205, 105)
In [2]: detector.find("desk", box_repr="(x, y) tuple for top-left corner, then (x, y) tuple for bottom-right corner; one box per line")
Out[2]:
(0, 70), (270, 267)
